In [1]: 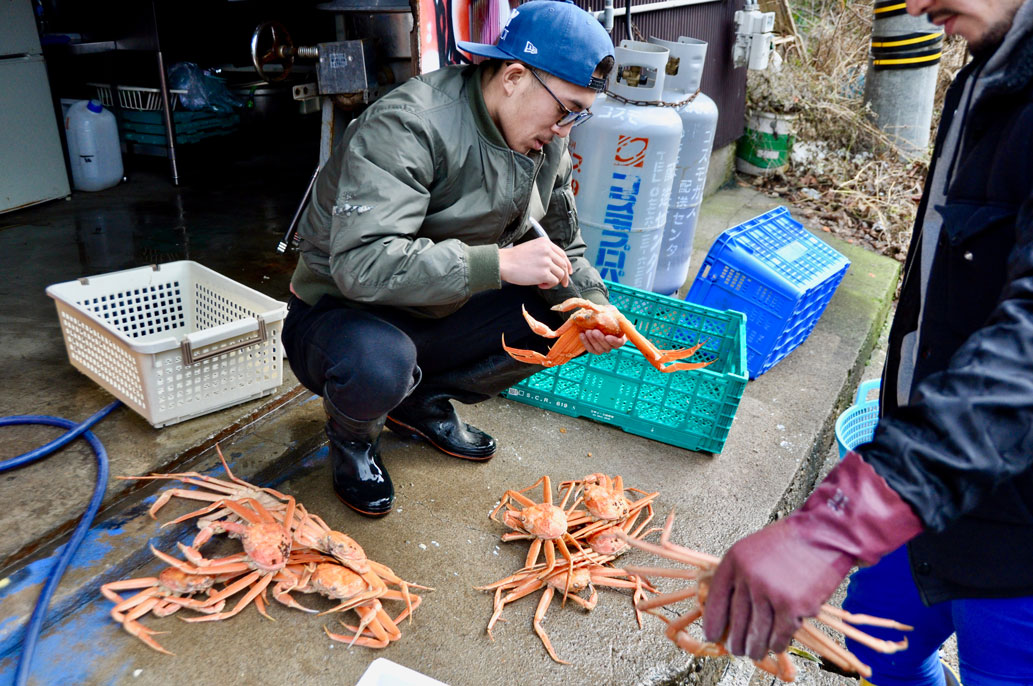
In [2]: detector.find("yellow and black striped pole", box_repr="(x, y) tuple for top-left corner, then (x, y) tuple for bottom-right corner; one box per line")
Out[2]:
(863, 8), (943, 155)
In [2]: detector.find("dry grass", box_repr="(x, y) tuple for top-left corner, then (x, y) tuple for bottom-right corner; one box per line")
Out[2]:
(743, 0), (970, 260)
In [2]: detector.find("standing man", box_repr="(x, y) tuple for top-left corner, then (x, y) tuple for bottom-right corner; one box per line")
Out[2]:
(282, 1), (624, 517)
(699, 0), (1033, 683)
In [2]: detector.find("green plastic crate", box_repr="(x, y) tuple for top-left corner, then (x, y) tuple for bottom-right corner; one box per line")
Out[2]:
(501, 281), (748, 453)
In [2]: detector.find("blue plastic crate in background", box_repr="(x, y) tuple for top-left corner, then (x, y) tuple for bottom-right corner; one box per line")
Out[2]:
(502, 281), (748, 454)
(685, 207), (850, 378)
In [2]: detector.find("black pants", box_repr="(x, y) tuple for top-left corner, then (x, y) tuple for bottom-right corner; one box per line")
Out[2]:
(281, 285), (562, 421)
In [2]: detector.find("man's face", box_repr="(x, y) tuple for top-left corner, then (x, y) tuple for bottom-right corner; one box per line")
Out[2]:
(498, 65), (599, 155)
(906, 0), (1027, 53)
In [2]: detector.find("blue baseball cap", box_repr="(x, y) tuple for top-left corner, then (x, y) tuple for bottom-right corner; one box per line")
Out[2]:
(458, 0), (614, 92)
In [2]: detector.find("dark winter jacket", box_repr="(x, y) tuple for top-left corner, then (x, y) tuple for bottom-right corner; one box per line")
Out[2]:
(860, 18), (1033, 603)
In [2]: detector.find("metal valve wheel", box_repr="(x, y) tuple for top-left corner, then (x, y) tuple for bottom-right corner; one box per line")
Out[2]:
(251, 21), (296, 82)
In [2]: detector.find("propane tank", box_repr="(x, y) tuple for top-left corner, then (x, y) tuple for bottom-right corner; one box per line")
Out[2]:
(569, 40), (683, 291)
(648, 36), (719, 296)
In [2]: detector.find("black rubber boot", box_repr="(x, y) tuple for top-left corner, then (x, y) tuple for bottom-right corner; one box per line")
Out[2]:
(386, 353), (539, 461)
(323, 396), (393, 517)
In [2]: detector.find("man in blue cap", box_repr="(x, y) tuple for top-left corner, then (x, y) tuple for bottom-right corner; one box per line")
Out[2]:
(282, 1), (621, 516)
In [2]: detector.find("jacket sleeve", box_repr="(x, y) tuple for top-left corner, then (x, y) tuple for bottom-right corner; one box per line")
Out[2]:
(861, 192), (1033, 532)
(325, 106), (500, 308)
(538, 148), (610, 308)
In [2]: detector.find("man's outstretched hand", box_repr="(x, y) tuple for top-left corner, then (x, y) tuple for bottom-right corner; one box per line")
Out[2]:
(702, 451), (924, 660)
(702, 516), (855, 659)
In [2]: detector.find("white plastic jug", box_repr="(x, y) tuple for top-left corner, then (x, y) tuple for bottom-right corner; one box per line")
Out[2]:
(65, 100), (123, 192)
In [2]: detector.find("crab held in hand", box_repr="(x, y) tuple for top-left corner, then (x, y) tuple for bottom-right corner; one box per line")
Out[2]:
(502, 298), (715, 373)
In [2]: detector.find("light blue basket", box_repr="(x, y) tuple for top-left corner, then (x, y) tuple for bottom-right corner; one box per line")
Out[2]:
(834, 379), (881, 459)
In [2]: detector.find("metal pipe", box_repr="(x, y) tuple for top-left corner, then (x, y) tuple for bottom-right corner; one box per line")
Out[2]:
(863, 11), (943, 156)
(151, 1), (179, 185)
(601, 0), (614, 32)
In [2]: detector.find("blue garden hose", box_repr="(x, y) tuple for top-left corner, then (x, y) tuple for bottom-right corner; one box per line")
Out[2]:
(0, 400), (121, 686)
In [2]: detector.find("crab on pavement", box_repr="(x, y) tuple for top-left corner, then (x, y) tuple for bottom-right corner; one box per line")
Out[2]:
(125, 446), (373, 575)
(273, 551), (431, 619)
(502, 298), (716, 373)
(149, 495), (300, 622)
(479, 562), (654, 664)
(489, 475), (607, 596)
(100, 567), (238, 655)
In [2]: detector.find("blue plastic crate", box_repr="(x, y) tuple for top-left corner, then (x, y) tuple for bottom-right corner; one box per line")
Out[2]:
(686, 207), (850, 378)
(502, 281), (748, 454)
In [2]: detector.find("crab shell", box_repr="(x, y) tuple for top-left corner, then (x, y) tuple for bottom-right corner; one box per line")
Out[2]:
(546, 568), (592, 594)
(321, 531), (370, 573)
(238, 521), (291, 571)
(509, 502), (568, 540)
(568, 307), (623, 335)
(307, 563), (368, 599)
(156, 567), (216, 594)
(583, 485), (630, 521)
(585, 527), (629, 556)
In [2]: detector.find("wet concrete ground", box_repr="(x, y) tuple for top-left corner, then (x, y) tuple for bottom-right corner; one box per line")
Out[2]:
(0, 121), (319, 569)
(0, 127), (905, 686)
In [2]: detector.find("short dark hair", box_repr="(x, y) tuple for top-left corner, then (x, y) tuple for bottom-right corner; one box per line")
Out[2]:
(595, 55), (615, 80)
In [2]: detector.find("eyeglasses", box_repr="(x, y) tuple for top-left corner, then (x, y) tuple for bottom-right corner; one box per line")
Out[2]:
(529, 68), (593, 128)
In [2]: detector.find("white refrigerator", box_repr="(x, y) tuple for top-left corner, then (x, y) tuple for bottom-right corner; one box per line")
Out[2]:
(0, 0), (70, 214)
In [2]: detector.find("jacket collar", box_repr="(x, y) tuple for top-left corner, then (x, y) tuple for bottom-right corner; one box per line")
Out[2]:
(466, 63), (510, 149)
(981, 0), (1033, 94)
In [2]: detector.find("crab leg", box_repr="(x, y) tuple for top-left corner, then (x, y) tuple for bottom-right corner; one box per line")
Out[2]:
(618, 320), (715, 372)
(486, 576), (545, 637)
(532, 587), (569, 664)
(817, 611), (910, 654)
(180, 571), (275, 622)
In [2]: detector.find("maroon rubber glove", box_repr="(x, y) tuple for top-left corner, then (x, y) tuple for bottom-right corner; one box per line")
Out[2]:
(702, 451), (923, 660)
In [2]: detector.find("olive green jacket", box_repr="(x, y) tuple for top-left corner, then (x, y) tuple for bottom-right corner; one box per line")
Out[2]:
(290, 63), (608, 318)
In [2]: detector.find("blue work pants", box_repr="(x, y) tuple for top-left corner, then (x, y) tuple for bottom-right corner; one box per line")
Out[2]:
(843, 546), (1033, 686)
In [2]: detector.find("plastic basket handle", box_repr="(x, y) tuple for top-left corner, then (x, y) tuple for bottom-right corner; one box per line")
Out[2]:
(854, 378), (881, 406)
(180, 317), (268, 366)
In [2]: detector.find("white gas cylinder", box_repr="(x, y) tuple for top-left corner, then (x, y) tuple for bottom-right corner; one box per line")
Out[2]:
(569, 40), (683, 291)
(648, 36), (719, 296)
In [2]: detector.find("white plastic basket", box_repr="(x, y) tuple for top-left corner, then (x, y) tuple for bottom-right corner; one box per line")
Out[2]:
(46, 261), (287, 428)
(87, 83), (186, 111)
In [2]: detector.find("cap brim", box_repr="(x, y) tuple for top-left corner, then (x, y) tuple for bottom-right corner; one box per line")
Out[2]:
(457, 41), (517, 61)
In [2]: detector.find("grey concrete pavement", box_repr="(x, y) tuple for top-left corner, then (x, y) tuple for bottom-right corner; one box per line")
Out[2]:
(0, 184), (900, 686)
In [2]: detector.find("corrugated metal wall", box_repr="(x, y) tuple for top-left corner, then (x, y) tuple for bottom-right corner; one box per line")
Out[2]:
(581, 0), (746, 148)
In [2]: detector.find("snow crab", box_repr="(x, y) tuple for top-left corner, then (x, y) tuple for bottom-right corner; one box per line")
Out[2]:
(502, 298), (716, 373)
(270, 555), (426, 648)
(561, 473), (658, 543)
(489, 475), (603, 589)
(149, 496), (300, 622)
(273, 551), (430, 620)
(620, 511), (914, 682)
(477, 561), (654, 664)
(128, 446), (371, 573)
(100, 567), (235, 654)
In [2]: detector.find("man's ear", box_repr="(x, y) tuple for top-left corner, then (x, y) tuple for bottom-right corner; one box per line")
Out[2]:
(500, 61), (529, 96)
